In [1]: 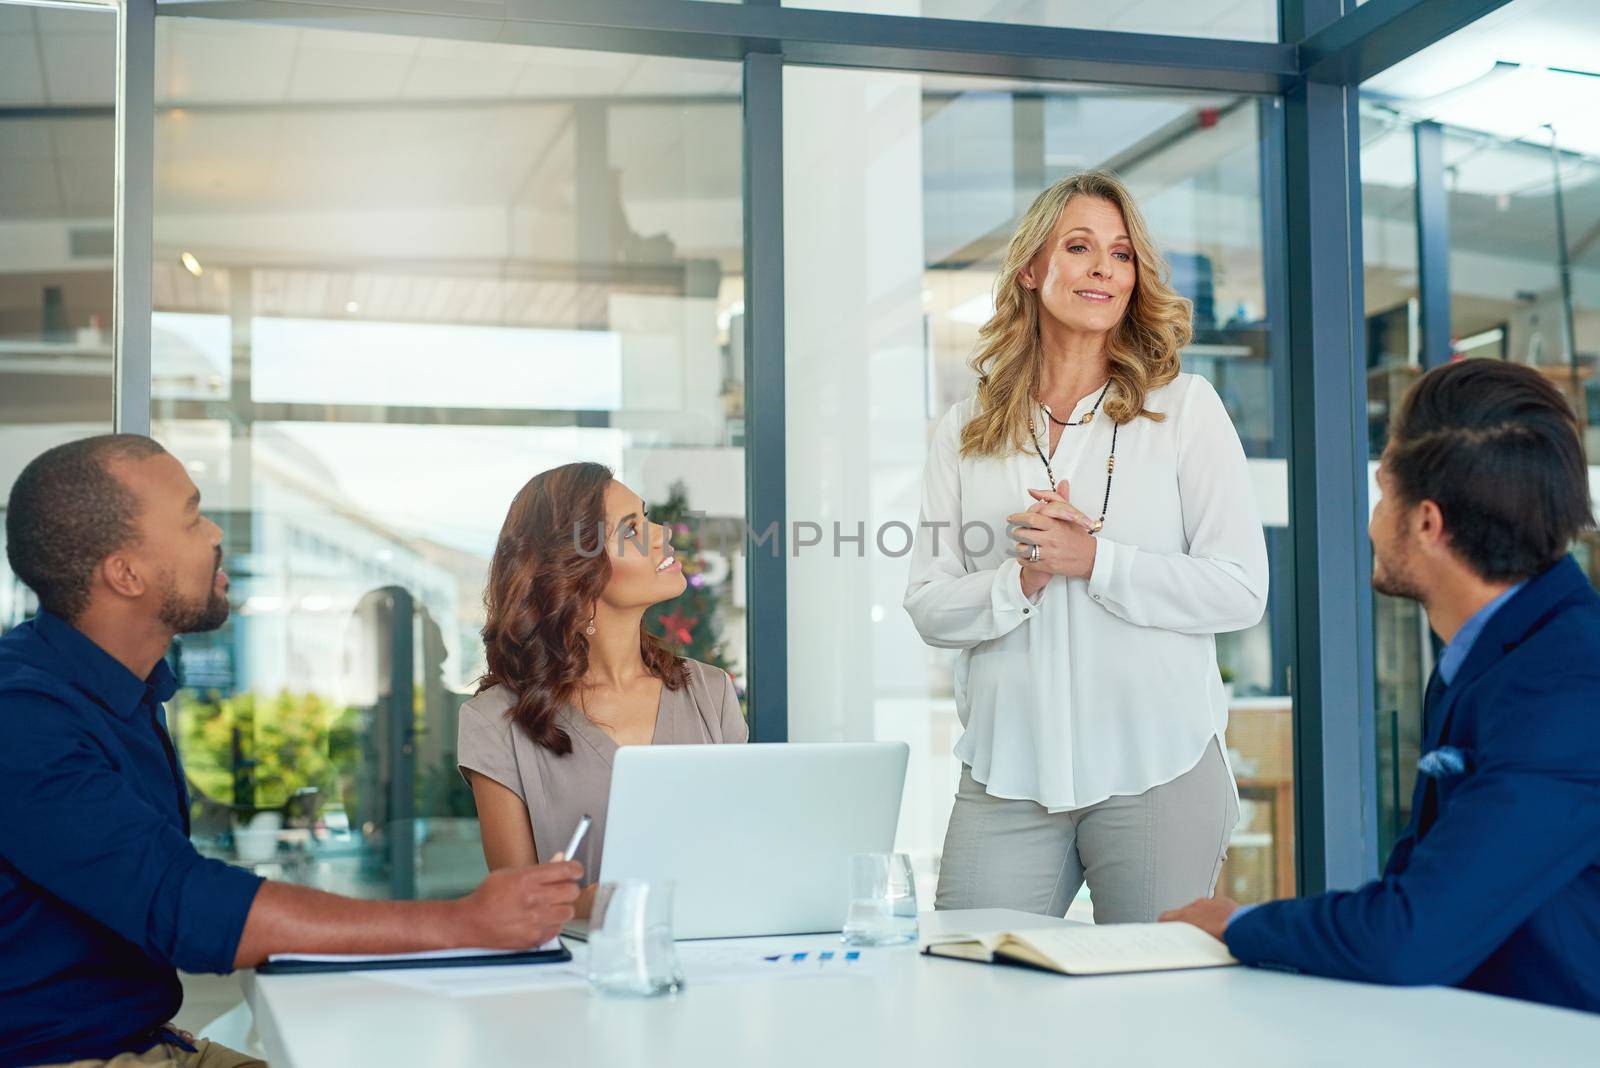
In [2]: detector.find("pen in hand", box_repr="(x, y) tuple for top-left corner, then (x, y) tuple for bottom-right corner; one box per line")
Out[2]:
(552, 813), (592, 863)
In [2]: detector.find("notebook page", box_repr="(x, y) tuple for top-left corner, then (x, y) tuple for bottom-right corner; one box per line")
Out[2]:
(1007, 923), (1237, 975)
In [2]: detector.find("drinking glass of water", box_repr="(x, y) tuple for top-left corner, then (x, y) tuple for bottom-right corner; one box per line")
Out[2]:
(586, 880), (684, 996)
(842, 852), (918, 946)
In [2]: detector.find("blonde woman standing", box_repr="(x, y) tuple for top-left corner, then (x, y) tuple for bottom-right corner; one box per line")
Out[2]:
(905, 171), (1268, 923)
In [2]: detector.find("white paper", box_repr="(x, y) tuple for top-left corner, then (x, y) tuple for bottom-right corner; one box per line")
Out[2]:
(361, 962), (589, 999)
(675, 943), (889, 984)
(344, 941), (890, 999)
(266, 938), (562, 965)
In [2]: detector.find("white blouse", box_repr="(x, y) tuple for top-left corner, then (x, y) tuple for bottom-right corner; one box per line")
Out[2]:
(903, 372), (1269, 812)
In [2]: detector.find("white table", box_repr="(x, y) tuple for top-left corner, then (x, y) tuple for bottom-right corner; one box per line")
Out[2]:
(246, 909), (1600, 1067)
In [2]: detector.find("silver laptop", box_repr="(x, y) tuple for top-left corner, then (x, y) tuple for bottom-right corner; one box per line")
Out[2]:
(564, 741), (909, 941)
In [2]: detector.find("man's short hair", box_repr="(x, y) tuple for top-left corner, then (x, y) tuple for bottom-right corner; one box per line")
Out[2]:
(1387, 359), (1593, 582)
(5, 434), (169, 620)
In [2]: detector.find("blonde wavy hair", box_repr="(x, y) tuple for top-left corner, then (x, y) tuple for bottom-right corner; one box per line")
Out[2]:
(960, 170), (1193, 458)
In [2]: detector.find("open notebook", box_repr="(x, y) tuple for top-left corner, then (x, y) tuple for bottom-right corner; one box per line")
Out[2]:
(922, 922), (1237, 976)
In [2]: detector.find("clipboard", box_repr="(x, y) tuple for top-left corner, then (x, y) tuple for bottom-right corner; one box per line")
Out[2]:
(258, 941), (571, 975)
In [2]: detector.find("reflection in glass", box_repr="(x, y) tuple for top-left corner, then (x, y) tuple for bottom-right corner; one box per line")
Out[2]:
(1360, 44), (1600, 860)
(0, 2), (117, 622)
(785, 69), (1293, 909)
(152, 20), (746, 900)
(1357, 105), (1430, 862)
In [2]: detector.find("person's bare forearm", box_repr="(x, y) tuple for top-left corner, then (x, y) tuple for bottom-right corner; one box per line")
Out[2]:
(233, 881), (469, 968)
(233, 861), (583, 968)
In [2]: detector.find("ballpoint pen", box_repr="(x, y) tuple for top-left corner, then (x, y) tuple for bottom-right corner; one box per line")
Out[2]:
(555, 814), (592, 862)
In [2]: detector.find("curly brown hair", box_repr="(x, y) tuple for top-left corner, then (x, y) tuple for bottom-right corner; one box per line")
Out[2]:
(478, 461), (687, 754)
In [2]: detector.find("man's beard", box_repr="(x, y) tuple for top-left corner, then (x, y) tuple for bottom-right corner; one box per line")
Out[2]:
(157, 572), (231, 634)
(1371, 552), (1423, 602)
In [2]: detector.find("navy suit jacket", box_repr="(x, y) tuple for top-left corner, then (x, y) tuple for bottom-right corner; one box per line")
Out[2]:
(1225, 556), (1600, 1012)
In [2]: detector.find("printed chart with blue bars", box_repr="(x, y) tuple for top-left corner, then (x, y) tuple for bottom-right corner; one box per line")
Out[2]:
(761, 950), (866, 969)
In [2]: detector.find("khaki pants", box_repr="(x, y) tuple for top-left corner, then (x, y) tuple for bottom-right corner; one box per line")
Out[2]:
(38, 1039), (264, 1068)
(935, 737), (1239, 922)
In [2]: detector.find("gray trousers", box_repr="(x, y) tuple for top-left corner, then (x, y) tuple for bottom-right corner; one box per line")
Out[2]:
(934, 737), (1239, 923)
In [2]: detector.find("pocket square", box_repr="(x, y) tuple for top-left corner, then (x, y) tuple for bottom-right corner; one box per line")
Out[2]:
(1417, 746), (1472, 779)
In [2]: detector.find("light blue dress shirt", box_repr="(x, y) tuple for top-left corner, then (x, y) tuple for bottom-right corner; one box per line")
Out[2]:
(1436, 582), (1525, 685)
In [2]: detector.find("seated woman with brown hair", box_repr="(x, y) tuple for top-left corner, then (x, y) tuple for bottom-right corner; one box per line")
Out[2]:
(458, 462), (746, 917)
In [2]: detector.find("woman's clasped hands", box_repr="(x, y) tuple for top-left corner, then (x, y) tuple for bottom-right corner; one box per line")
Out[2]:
(1009, 478), (1098, 598)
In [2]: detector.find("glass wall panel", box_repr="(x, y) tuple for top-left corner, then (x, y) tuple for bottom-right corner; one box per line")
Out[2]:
(786, 0), (1277, 43)
(1356, 104), (1430, 862)
(784, 69), (1294, 913)
(1443, 130), (1600, 455)
(1361, 0), (1600, 860)
(0, 0), (116, 621)
(152, 17), (746, 900)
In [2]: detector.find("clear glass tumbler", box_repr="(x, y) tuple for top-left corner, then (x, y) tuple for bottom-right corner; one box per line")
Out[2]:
(585, 880), (684, 996)
(842, 852), (918, 946)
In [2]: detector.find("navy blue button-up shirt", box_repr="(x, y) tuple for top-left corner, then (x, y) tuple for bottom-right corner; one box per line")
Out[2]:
(0, 611), (262, 1067)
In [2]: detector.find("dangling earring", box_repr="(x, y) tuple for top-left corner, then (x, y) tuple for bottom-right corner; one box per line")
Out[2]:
(585, 613), (596, 637)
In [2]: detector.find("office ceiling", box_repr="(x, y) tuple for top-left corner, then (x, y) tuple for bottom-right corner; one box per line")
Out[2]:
(2, 0), (1593, 331)
(1364, 0), (1600, 158)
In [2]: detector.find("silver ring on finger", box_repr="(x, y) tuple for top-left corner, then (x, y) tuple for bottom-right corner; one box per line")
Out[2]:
(1028, 544), (1040, 564)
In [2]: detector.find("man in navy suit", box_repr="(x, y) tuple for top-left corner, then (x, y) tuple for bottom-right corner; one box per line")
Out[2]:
(1162, 358), (1600, 1013)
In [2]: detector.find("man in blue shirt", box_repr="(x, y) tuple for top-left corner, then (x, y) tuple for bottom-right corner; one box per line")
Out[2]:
(1162, 358), (1600, 1012)
(1, 436), (583, 1067)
